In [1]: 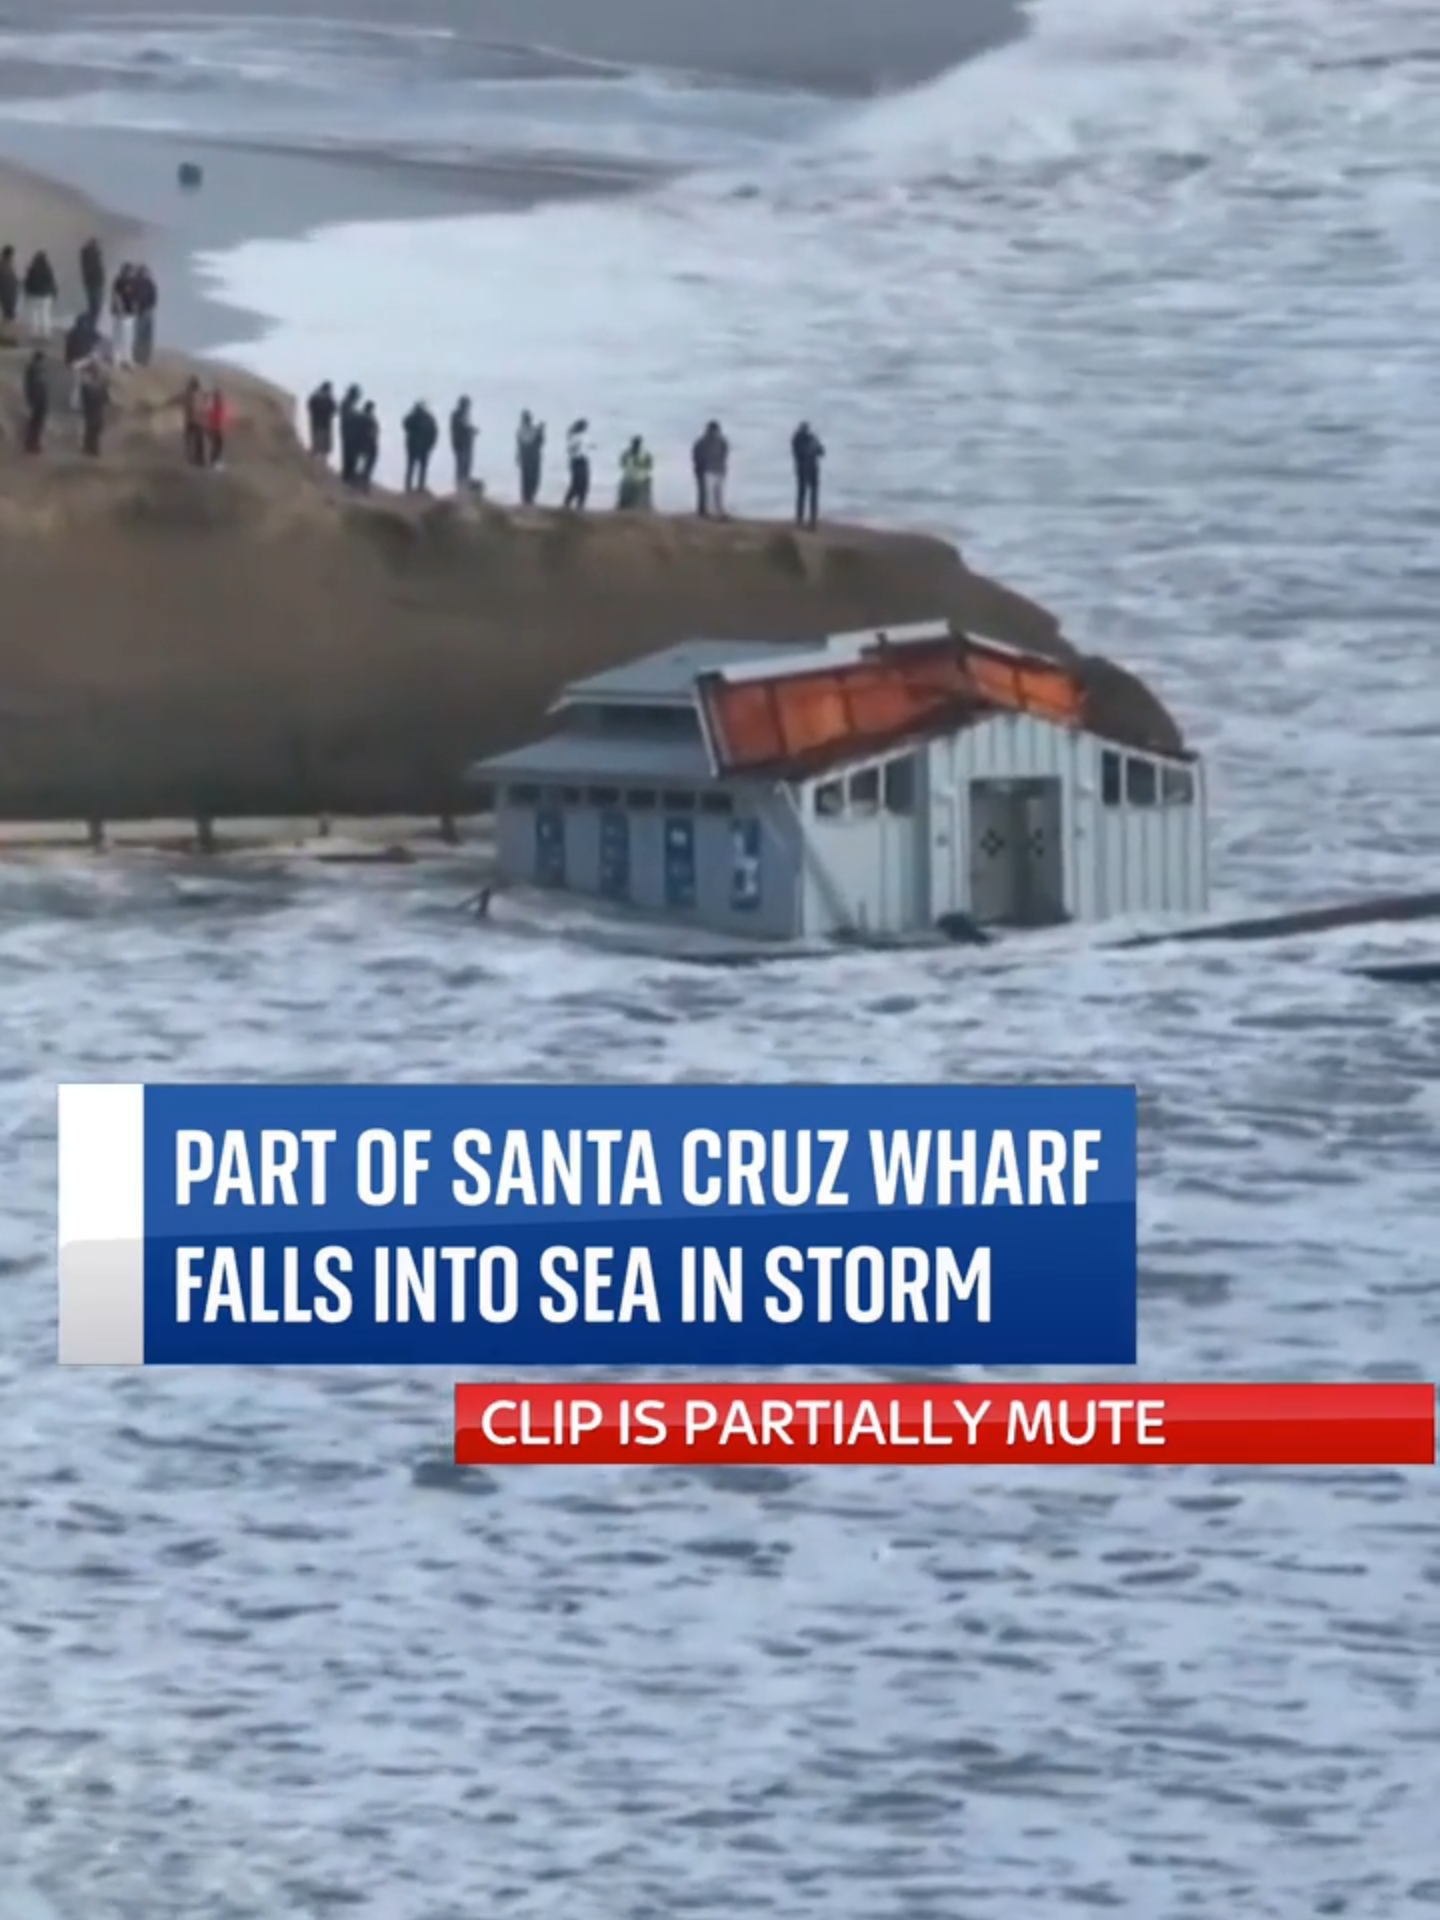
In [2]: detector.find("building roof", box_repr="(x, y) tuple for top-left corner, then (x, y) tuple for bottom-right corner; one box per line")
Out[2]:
(469, 622), (1198, 793)
(695, 627), (1091, 780)
(469, 730), (715, 787)
(554, 639), (797, 710)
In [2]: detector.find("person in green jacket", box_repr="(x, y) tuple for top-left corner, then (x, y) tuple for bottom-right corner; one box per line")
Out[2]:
(617, 434), (654, 509)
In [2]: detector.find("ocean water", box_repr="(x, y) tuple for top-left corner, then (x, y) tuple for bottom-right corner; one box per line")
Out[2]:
(4, 0), (1440, 1913)
(0, 15), (838, 168)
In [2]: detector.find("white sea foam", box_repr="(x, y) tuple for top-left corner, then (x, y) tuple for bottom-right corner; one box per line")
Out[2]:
(3, 0), (1440, 1910)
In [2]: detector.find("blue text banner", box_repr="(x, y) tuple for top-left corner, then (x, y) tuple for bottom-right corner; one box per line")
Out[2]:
(56, 1083), (1139, 1366)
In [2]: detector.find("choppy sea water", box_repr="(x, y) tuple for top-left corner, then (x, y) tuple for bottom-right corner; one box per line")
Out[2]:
(4, 0), (1440, 1912)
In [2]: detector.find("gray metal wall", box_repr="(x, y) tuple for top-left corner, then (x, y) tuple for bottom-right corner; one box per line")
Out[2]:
(494, 786), (802, 939)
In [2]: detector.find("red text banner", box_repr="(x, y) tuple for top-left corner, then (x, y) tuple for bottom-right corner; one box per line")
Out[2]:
(454, 1381), (1436, 1468)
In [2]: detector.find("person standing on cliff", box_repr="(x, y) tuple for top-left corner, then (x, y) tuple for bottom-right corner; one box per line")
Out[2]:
(80, 237), (105, 322)
(616, 435), (654, 510)
(0, 246), (18, 332)
(63, 309), (100, 409)
(338, 384), (363, 483)
(205, 387), (229, 469)
(78, 360), (110, 457)
(22, 350), (49, 453)
(22, 250), (57, 339)
(307, 380), (338, 462)
(180, 376), (207, 465)
(791, 421), (824, 529)
(516, 410), (544, 504)
(563, 419), (592, 509)
(449, 396), (477, 493)
(357, 401), (380, 489)
(694, 419), (729, 517)
(109, 265), (138, 368)
(402, 400), (439, 493)
(131, 265), (158, 366)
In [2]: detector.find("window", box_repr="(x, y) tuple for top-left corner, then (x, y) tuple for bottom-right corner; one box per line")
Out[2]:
(883, 755), (917, 814)
(625, 789), (657, 810)
(1124, 756), (1157, 807)
(699, 791), (734, 815)
(587, 786), (620, 808)
(560, 786), (583, 807)
(848, 767), (880, 814)
(1162, 764), (1195, 806)
(506, 783), (541, 805)
(815, 780), (844, 818)
(662, 790), (695, 812)
(566, 703), (702, 739)
(1100, 750), (1122, 807)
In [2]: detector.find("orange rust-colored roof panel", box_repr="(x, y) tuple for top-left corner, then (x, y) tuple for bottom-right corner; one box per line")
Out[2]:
(699, 634), (1086, 778)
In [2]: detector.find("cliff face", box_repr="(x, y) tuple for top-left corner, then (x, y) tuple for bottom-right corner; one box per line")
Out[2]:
(0, 344), (1181, 820)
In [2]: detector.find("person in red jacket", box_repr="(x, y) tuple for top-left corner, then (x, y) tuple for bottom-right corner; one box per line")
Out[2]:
(205, 387), (228, 469)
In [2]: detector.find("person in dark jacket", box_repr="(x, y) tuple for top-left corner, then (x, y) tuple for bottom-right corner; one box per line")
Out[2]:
(22, 251), (57, 338)
(131, 265), (158, 366)
(205, 387), (229, 469)
(449, 396), (477, 492)
(307, 380), (338, 462)
(0, 245), (17, 327)
(22, 350), (49, 453)
(402, 400), (439, 492)
(693, 420), (728, 516)
(63, 311), (100, 409)
(78, 361), (110, 457)
(690, 431), (705, 515)
(563, 419), (592, 509)
(338, 384), (363, 484)
(357, 401), (380, 488)
(791, 421), (825, 529)
(515, 409), (544, 504)
(80, 236), (105, 321)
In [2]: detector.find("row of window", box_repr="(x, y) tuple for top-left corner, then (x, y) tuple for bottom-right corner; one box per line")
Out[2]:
(506, 783), (735, 815)
(506, 750), (1195, 818)
(814, 754), (918, 820)
(1100, 750), (1195, 808)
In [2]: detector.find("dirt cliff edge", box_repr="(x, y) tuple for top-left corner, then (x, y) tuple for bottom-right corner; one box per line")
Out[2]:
(0, 345), (1182, 820)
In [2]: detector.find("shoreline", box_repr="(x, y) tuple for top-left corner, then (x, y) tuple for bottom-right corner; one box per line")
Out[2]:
(0, 0), (1030, 103)
(0, 122), (653, 361)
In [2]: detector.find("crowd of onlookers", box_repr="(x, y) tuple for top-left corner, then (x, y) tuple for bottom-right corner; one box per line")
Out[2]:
(1, 234), (173, 459)
(3, 235), (831, 524)
(305, 381), (830, 528)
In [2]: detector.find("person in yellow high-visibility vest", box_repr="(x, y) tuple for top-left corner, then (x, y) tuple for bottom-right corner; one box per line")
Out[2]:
(617, 434), (655, 510)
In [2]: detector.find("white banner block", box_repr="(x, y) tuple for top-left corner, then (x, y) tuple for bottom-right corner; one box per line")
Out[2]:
(57, 1083), (145, 1365)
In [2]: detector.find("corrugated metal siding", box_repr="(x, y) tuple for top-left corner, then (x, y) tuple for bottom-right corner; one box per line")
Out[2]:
(925, 716), (1208, 925)
(493, 713), (1208, 938)
(926, 714), (1089, 922)
(1092, 769), (1208, 917)
(796, 810), (922, 938)
(791, 749), (929, 938)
